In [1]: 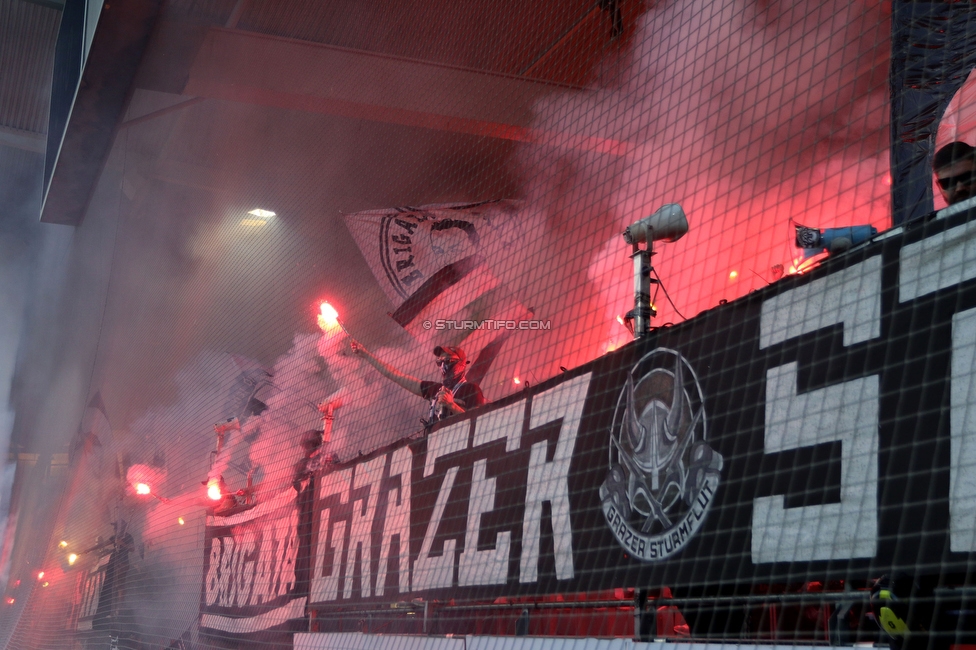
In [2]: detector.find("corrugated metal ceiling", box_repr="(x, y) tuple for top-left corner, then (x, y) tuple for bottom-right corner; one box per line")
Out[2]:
(0, 0), (60, 135)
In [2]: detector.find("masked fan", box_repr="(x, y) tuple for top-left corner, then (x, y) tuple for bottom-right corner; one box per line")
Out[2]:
(350, 341), (486, 429)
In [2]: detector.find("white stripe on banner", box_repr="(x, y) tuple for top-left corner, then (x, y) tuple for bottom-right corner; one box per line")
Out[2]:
(295, 635), (862, 650)
(296, 633), (465, 650)
(469, 637), (628, 650)
(200, 596), (306, 634)
(900, 219), (976, 302)
(295, 633), (369, 650)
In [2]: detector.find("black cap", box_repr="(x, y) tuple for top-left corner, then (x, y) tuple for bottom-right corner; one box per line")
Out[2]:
(934, 141), (975, 170)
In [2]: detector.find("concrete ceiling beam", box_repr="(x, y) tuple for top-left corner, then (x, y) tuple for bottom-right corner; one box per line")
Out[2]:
(183, 28), (628, 156)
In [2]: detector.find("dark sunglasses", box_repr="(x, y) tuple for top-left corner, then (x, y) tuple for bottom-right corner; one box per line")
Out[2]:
(436, 357), (460, 368)
(937, 171), (976, 190)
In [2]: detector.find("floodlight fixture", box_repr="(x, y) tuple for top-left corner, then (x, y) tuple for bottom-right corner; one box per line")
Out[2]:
(622, 203), (688, 245)
(240, 208), (276, 228)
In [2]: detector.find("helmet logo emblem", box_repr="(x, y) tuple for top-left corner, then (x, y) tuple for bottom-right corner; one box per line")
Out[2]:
(600, 348), (723, 561)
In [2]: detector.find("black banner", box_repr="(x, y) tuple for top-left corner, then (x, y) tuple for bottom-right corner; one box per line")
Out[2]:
(200, 484), (314, 643)
(297, 208), (976, 605)
(75, 554), (110, 632)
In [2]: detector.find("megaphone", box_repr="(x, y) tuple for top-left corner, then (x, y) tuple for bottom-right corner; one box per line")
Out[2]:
(795, 224), (877, 259)
(620, 203), (690, 341)
(622, 203), (689, 245)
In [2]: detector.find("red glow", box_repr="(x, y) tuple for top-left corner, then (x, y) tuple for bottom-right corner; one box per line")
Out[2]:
(36, 571), (44, 580)
(134, 482), (151, 495)
(317, 302), (340, 332)
(789, 253), (828, 275)
(513, 377), (521, 385)
(207, 481), (222, 501)
(5, 597), (13, 605)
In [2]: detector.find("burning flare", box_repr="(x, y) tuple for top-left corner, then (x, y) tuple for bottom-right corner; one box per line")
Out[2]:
(134, 483), (151, 495)
(317, 302), (340, 332)
(207, 480), (222, 502)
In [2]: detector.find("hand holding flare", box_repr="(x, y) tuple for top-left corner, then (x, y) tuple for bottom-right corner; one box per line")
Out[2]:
(317, 302), (350, 335)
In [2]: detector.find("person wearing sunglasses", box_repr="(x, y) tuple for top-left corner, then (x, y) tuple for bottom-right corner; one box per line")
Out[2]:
(350, 341), (486, 427)
(934, 141), (976, 206)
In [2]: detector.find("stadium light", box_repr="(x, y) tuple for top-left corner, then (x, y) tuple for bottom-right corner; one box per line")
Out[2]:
(240, 208), (276, 228)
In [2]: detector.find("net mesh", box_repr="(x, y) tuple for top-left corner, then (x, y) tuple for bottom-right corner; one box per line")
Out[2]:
(2, 0), (976, 649)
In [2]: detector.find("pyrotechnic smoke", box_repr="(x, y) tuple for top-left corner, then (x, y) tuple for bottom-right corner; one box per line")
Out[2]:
(47, 353), (263, 641)
(315, 331), (420, 452)
(241, 333), (333, 499)
(126, 464), (166, 497)
(63, 333), (422, 641)
(481, 0), (891, 389)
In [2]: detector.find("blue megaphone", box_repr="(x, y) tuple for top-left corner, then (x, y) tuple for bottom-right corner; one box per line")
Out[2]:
(795, 225), (877, 259)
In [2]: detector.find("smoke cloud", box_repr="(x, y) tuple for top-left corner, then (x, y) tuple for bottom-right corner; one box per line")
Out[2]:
(2, 0), (900, 643)
(475, 0), (892, 391)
